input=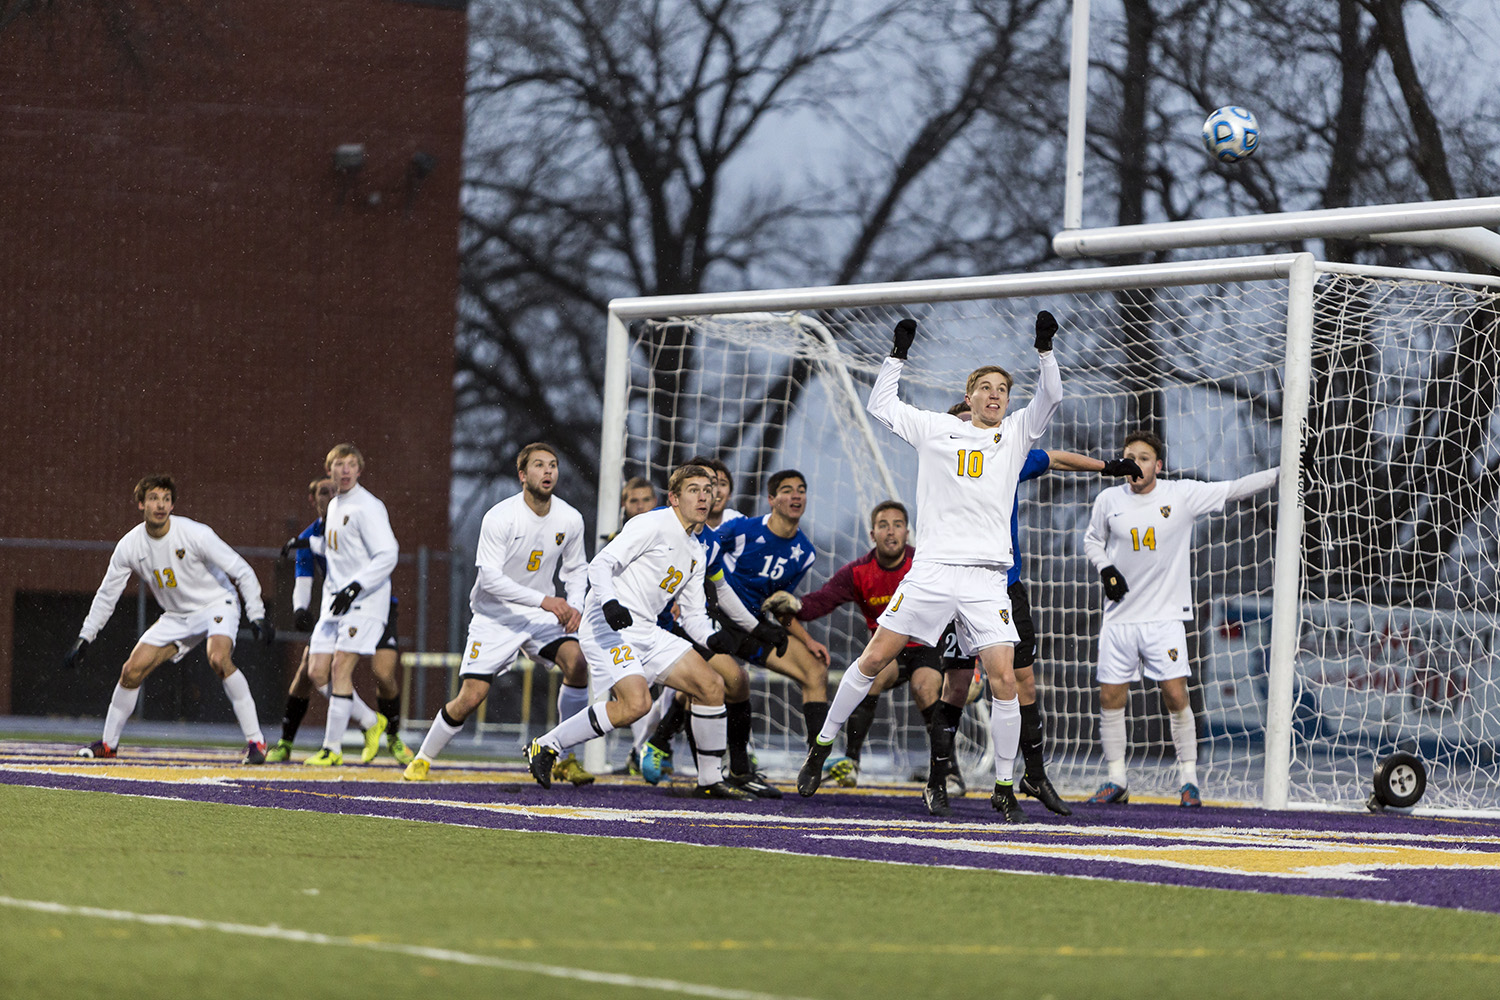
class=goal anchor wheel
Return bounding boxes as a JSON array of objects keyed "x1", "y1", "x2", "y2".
[{"x1": 1368, "y1": 751, "x2": 1427, "y2": 812}]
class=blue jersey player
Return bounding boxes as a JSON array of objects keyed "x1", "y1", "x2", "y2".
[{"x1": 714, "y1": 469, "x2": 832, "y2": 763}]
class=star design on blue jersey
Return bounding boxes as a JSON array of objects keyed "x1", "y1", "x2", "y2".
[{"x1": 790, "y1": 543, "x2": 804, "y2": 560}]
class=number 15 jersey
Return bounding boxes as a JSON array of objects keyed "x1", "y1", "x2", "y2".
[{"x1": 718, "y1": 514, "x2": 817, "y2": 612}]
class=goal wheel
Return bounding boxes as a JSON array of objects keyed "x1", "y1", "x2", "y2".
[{"x1": 1372, "y1": 751, "x2": 1427, "y2": 809}]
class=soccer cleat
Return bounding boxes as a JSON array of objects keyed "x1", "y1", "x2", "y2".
[
  {"x1": 923, "y1": 782, "x2": 952, "y2": 818},
  {"x1": 991, "y1": 782, "x2": 1026, "y2": 823},
  {"x1": 828, "y1": 756, "x2": 860, "y2": 788},
  {"x1": 639, "y1": 743, "x2": 672, "y2": 785},
  {"x1": 797, "y1": 741, "x2": 834, "y2": 797},
  {"x1": 265, "y1": 739, "x2": 293, "y2": 763},
  {"x1": 361, "y1": 713, "x2": 389, "y2": 764},
  {"x1": 946, "y1": 765, "x2": 968, "y2": 799},
  {"x1": 727, "y1": 768, "x2": 783, "y2": 799},
  {"x1": 304, "y1": 747, "x2": 343, "y2": 767},
  {"x1": 1085, "y1": 781, "x2": 1130, "y2": 805},
  {"x1": 1020, "y1": 773, "x2": 1073, "y2": 816},
  {"x1": 691, "y1": 781, "x2": 757, "y2": 801},
  {"x1": 1180, "y1": 782, "x2": 1202, "y2": 808},
  {"x1": 626, "y1": 748, "x2": 641, "y2": 776},
  {"x1": 525, "y1": 739, "x2": 557, "y2": 789},
  {"x1": 552, "y1": 753, "x2": 596, "y2": 787},
  {"x1": 387, "y1": 733, "x2": 415, "y2": 766},
  {"x1": 402, "y1": 758, "x2": 431, "y2": 782},
  {"x1": 242, "y1": 740, "x2": 268, "y2": 765},
  {"x1": 76, "y1": 740, "x2": 116, "y2": 759}
]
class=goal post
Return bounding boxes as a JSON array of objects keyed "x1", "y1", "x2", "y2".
[{"x1": 599, "y1": 253, "x2": 1500, "y2": 812}]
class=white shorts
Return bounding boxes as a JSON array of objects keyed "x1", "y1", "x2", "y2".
[
  {"x1": 139, "y1": 597, "x2": 240, "y2": 663},
  {"x1": 309, "y1": 612, "x2": 385, "y2": 657},
  {"x1": 579, "y1": 604, "x2": 695, "y2": 693},
  {"x1": 876, "y1": 561, "x2": 1019, "y2": 654},
  {"x1": 458, "y1": 608, "x2": 576, "y2": 680},
  {"x1": 1097, "y1": 620, "x2": 1192, "y2": 684}
]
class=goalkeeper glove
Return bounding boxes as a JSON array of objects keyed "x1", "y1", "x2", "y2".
[
  {"x1": 63, "y1": 637, "x2": 89, "y2": 669},
  {"x1": 761, "y1": 590, "x2": 802, "y2": 619},
  {"x1": 705, "y1": 630, "x2": 740, "y2": 656},
  {"x1": 1100, "y1": 565, "x2": 1129, "y2": 602},
  {"x1": 329, "y1": 582, "x2": 362, "y2": 616},
  {"x1": 751, "y1": 619, "x2": 790, "y2": 658},
  {"x1": 1101, "y1": 457, "x2": 1144, "y2": 480},
  {"x1": 602, "y1": 599, "x2": 634, "y2": 631},
  {"x1": 1034, "y1": 310, "x2": 1058, "y2": 352},
  {"x1": 890, "y1": 318, "x2": 916, "y2": 360},
  {"x1": 249, "y1": 618, "x2": 276, "y2": 645}
]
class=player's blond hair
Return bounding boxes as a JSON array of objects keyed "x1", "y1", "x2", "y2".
[
  {"x1": 965, "y1": 365, "x2": 1014, "y2": 395},
  {"x1": 324, "y1": 443, "x2": 365, "y2": 471},
  {"x1": 668, "y1": 464, "x2": 713, "y2": 496},
  {"x1": 516, "y1": 441, "x2": 559, "y2": 473}
]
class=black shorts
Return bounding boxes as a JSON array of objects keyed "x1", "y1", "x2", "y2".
[
  {"x1": 378, "y1": 597, "x2": 399, "y2": 652},
  {"x1": 1008, "y1": 580, "x2": 1036, "y2": 672},
  {"x1": 891, "y1": 622, "x2": 971, "y2": 687}
]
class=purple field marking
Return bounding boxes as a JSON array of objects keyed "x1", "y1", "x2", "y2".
[{"x1": 6, "y1": 753, "x2": 1500, "y2": 915}]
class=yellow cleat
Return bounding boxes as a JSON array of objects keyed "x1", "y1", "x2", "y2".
[
  {"x1": 402, "y1": 758, "x2": 430, "y2": 781},
  {"x1": 304, "y1": 747, "x2": 343, "y2": 767},
  {"x1": 387, "y1": 733, "x2": 415, "y2": 766},
  {"x1": 361, "y1": 713, "x2": 389, "y2": 764},
  {"x1": 551, "y1": 753, "x2": 596, "y2": 787}
]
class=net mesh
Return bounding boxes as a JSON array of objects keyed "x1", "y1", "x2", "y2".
[{"x1": 611, "y1": 265, "x2": 1500, "y2": 810}]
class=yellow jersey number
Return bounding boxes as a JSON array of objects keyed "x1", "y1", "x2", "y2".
[
  {"x1": 1130, "y1": 527, "x2": 1157, "y2": 551},
  {"x1": 955, "y1": 450, "x2": 984, "y2": 478},
  {"x1": 658, "y1": 566, "x2": 684, "y2": 594},
  {"x1": 611, "y1": 645, "x2": 634, "y2": 665},
  {"x1": 526, "y1": 550, "x2": 542, "y2": 572},
  {"x1": 151, "y1": 568, "x2": 178, "y2": 589}
]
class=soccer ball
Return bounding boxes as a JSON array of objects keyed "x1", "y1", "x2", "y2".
[{"x1": 1201, "y1": 106, "x2": 1259, "y2": 162}]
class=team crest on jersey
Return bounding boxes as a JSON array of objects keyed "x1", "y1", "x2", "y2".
[
  {"x1": 555, "y1": 532, "x2": 565, "y2": 545},
  {"x1": 213, "y1": 616, "x2": 223, "y2": 624},
  {"x1": 343, "y1": 515, "x2": 349, "y2": 525},
  {"x1": 994, "y1": 432, "x2": 1001, "y2": 443},
  {"x1": 1168, "y1": 647, "x2": 1179, "y2": 661},
  {"x1": 1160, "y1": 506, "x2": 1172, "y2": 518},
  {"x1": 998, "y1": 609, "x2": 1010, "y2": 624},
  {"x1": 175, "y1": 548, "x2": 185, "y2": 559},
  {"x1": 348, "y1": 626, "x2": 358, "y2": 638}
]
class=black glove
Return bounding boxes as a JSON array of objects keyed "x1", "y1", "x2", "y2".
[
  {"x1": 705, "y1": 630, "x2": 740, "y2": 656},
  {"x1": 250, "y1": 617, "x2": 276, "y2": 645},
  {"x1": 63, "y1": 637, "x2": 89, "y2": 669},
  {"x1": 329, "y1": 581, "x2": 363, "y2": 616},
  {"x1": 602, "y1": 599, "x2": 634, "y2": 631},
  {"x1": 280, "y1": 535, "x2": 311, "y2": 560},
  {"x1": 1034, "y1": 310, "x2": 1058, "y2": 352},
  {"x1": 1101, "y1": 457, "x2": 1144, "y2": 480},
  {"x1": 1100, "y1": 565, "x2": 1129, "y2": 602},
  {"x1": 751, "y1": 619, "x2": 790, "y2": 658},
  {"x1": 293, "y1": 608, "x2": 315, "y2": 632},
  {"x1": 890, "y1": 318, "x2": 916, "y2": 360}
]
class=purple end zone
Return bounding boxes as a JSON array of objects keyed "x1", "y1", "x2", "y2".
[{"x1": 6, "y1": 756, "x2": 1500, "y2": 914}]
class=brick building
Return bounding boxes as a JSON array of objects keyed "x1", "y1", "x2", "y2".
[{"x1": 0, "y1": 1, "x2": 466, "y2": 721}]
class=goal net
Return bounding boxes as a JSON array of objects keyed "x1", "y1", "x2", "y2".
[{"x1": 600, "y1": 255, "x2": 1500, "y2": 811}]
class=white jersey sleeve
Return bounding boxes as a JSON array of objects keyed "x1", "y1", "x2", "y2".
[
  {"x1": 323, "y1": 486, "x2": 399, "y2": 616},
  {"x1": 78, "y1": 539, "x2": 135, "y2": 642},
  {"x1": 585, "y1": 508, "x2": 706, "y2": 635},
  {"x1": 469, "y1": 494, "x2": 589, "y2": 618},
  {"x1": 674, "y1": 552, "x2": 715, "y2": 646},
  {"x1": 867, "y1": 358, "x2": 943, "y2": 446},
  {"x1": 190, "y1": 520, "x2": 267, "y2": 621},
  {"x1": 558, "y1": 511, "x2": 589, "y2": 610}
]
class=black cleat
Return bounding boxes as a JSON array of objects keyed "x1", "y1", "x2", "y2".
[
  {"x1": 1019, "y1": 773, "x2": 1073, "y2": 816},
  {"x1": 727, "y1": 768, "x2": 784, "y2": 799},
  {"x1": 991, "y1": 782, "x2": 1026, "y2": 823},
  {"x1": 923, "y1": 783, "x2": 952, "y2": 818},
  {"x1": 691, "y1": 781, "x2": 757, "y2": 801},
  {"x1": 525, "y1": 739, "x2": 558, "y2": 789},
  {"x1": 797, "y1": 741, "x2": 834, "y2": 797}
]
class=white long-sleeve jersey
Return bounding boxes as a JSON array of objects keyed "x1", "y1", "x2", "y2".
[
  {"x1": 79, "y1": 515, "x2": 265, "y2": 641},
  {"x1": 319, "y1": 484, "x2": 399, "y2": 618},
  {"x1": 470, "y1": 492, "x2": 588, "y2": 620},
  {"x1": 1084, "y1": 468, "x2": 1280, "y2": 625},
  {"x1": 867, "y1": 352, "x2": 1061, "y2": 567},
  {"x1": 586, "y1": 507, "x2": 715, "y2": 646}
]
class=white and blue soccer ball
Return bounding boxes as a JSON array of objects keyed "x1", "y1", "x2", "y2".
[{"x1": 1201, "y1": 106, "x2": 1259, "y2": 162}]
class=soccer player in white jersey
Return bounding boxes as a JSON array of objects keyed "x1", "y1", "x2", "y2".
[
  {"x1": 1083, "y1": 430, "x2": 1278, "y2": 808},
  {"x1": 524, "y1": 464, "x2": 753, "y2": 800},
  {"x1": 65, "y1": 475, "x2": 275, "y2": 763},
  {"x1": 404, "y1": 442, "x2": 594, "y2": 784},
  {"x1": 699, "y1": 455, "x2": 745, "y2": 529},
  {"x1": 795, "y1": 313, "x2": 1063, "y2": 822},
  {"x1": 303, "y1": 443, "x2": 400, "y2": 766}
]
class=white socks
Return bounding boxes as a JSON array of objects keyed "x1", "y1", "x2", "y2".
[
  {"x1": 689, "y1": 704, "x2": 728, "y2": 786},
  {"x1": 817, "y1": 661, "x2": 876, "y2": 745},
  {"x1": 319, "y1": 683, "x2": 377, "y2": 730},
  {"x1": 557, "y1": 683, "x2": 591, "y2": 738},
  {"x1": 543, "y1": 702, "x2": 614, "y2": 753},
  {"x1": 103, "y1": 683, "x2": 140, "y2": 748},
  {"x1": 323, "y1": 694, "x2": 354, "y2": 751},
  {"x1": 989, "y1": 696, "x2": 1020, "y2": 782},
  {"x1": 1171, "y1": 707, "x2": 1198, "y2": 787},
  {"x1": 220, "y1": 670, "x2": 264, "y2": 745},
  {"x1": 417, "y1": 708, "x2": 463, "y2": 763},
  {"x1": 1101, "y1": 706, "x2": 1128, "y2": 786}
]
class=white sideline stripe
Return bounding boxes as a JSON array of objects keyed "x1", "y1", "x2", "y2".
[{"x1": 0, "y1": 896, "x2": 819, "y2": 1000}]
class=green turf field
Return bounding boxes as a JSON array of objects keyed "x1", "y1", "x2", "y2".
[{"x1": 3, "y1": 784, "x2": 1498, "y2": 999}]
